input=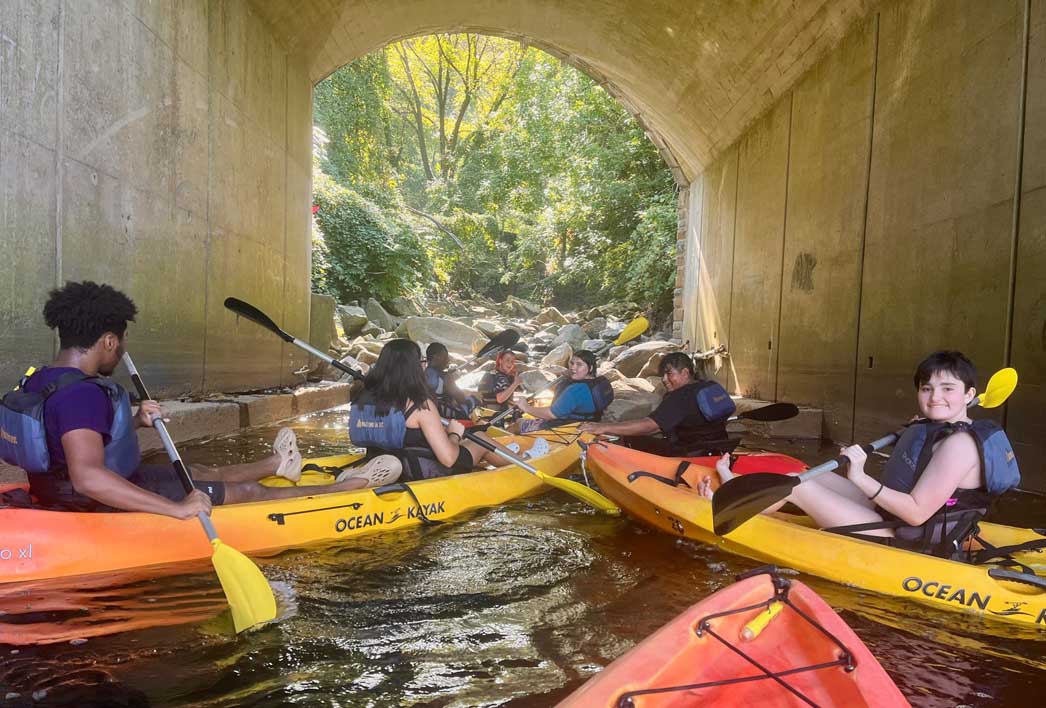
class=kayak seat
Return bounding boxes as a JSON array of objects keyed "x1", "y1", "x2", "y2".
[
  {"x1": 824, "y1": 506, "x2": 990, "y2": 560},
  {"x1": 355, "y1": 446, "x2": 440, "y2": 483}
]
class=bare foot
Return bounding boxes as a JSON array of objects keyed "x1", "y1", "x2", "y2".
[
  {"x1": 715, "y1": 453, "x2": 736, "y2": 485},
  {"x1": 698, "y1": 475, "x2": 714, "y2": 500}
]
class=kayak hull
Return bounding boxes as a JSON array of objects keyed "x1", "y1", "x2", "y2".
[
  {"x1": 587, "y1": 443, "x2": 1046, "y2": 632},
  {"x1": 558, "y1": 571, "x2": 910, "y2": 707},
  {"x1": 0, "y1": 435, "x2": 581, "y2": 583}
]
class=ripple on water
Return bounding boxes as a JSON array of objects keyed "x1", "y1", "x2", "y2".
[{"x1": 6, "y1": 411, "x2": 1046, "y2": 706}]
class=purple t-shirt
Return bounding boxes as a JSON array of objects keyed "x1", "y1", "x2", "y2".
[{"x1": 22, "y1": 367, "x2": 113, "y2": 469}]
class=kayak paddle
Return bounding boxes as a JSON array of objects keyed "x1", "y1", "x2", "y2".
[
  {"x1": 712, "y1": 368, "x2": 1019, "y2": 536},
  {"x1": 614, "y1": 316, "x2": 649, "y2": 346},
  {"x1": 448, "y1": 328, "x2": 521, "y2": 374},
  {"x1": 122, "y1": 353, "x2": 277, "y2": 633},
  {"x1": 225, "y1": 297, "x2": 618, "y2": 513},
  {"x1": 224, "y1": 297, "x2": 363, "y2": 379},
  {"x1": 731, "y1": 402, "x2": 799, "y2": 423},
  {"x1": 453, "y1": 423, "x2": 620, "y2": 515}
]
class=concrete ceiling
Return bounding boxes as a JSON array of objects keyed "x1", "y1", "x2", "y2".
[{"x1": 249, "y1": 0, "x2": 879, "y2": 182}]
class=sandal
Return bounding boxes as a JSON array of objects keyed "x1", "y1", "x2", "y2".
[
  {"x1": 336, "y1": 454, "x2": 402, "y2": 487},
  {"x1": 274, "y1": 427, "x2": 302, "y2": 483}
]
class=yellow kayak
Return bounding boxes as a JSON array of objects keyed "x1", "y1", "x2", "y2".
[{"x1": 587, "y1": 442, "x2": 1046, "y2": 633}]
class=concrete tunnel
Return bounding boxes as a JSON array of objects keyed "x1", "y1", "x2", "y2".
[{"x1": 1, "y1": 0, "x2": 1043, "y2": 488}]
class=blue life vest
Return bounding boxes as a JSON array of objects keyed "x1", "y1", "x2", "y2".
[
  {"x1": 0, "y1": 369, "x2": 142, "y2": 478},
  {"x1": 549, "y1": 376, "x2": 615, "y2": 423},
  {"x1": 349, "y1": 395, "x2": 410, "y2": 449},
  {"x1": 693, "y1": 380, "x2": 735, "y2": 422},
  {"x1": 884, "y1": 419, "x2": 1019, "y2": 496}
]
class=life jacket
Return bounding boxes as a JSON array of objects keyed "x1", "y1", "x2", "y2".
[
  {"x1": 692, "y1": 380, "x2": 736, "y2": 422},
  {"x1": 0, "y1": 368, "x2": 141, "y2": 478},
  {"x1": 884, "y1": 419, "x2": 1020, "y2": 496},
  {"x1": 826, "y1": 419, "x2": 1020, "y2": 559},
  {"x1": 348, "y1": 394, "x2": 411, "y2": 449},
  {"x1": 547, "y1": 376, "x2": 615, "y2": 424}
]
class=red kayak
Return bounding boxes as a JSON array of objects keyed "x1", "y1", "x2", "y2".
[{"x1": 558, "y1": 568, "x2": 910, "y2": 707}]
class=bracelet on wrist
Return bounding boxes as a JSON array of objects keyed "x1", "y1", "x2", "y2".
[{"x1": 868, "y1": 481, "x2": 885, "y2": 501}]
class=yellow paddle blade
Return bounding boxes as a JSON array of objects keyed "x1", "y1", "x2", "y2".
[
  {"x1": 210, "y1": 539, "x2": 278, "y2": 633},
  {"x1": 536, "y1": 470, "x2": 621, "y2": 515},
  {"x1": 614, "y1": 316, "x2": 649, "y2": 346},
  {"x1": 980, "y1": 368, "x2": 1018, "y2": 409}
]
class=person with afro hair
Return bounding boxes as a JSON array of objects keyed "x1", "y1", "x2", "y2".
[{"x1": 19, "y1": 281, "x2": 398, "y2": 517}]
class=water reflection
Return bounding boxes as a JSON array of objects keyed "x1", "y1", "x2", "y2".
[{"x1": 2, "y1": 408, "x2": 1044, "y2": 706}]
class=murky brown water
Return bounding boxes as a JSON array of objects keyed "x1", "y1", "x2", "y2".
[{"x1": 2, "y1": 407, "x2": 1044, "y2": 707}]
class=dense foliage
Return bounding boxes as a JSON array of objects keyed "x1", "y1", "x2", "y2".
[{"x1": 312, "y1": 34, "x2": 677, "y2": 315}]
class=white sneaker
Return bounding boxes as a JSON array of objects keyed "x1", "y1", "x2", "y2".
[
  {"x1": 336, "y1": 455, "x2": 402, "y2": 487},
  {"x1": 524, "y1": 437, "x2": 551, "y2": 460},
  {"x1": 273, "y1": 427, "x2": 302, "y2": 482}
]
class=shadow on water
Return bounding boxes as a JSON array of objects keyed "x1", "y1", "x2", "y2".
[{"x1": 3, "y1": 409, "x2": 1045, "y2": 706}]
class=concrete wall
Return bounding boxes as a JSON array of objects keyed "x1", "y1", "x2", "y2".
[
  {"x1": 0, "y1": 0, "x2": 311, "y2": 394},
  {"x1": 682, "y1": 0, "x2": 1046, "y2": 490}
]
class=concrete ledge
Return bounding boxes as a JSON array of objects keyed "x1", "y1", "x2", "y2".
[
  {"x1": 232, "y1": 393, "x2": 296, "y2": 427},
  {"x1": 291, "y1": 381, "x2": 352, "y2": 414},
  {"x1": 137, "y1": 400, "x2": 241, "y2": 452},
  {"x1": 728, "y1": 398, "x2": 823, "y2": 440}
]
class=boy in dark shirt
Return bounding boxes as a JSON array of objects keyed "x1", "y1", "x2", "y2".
[
  {"x1": 580, "y1": 352, "x2": 733, "y2": 455},
  {"x1": 20, "y1": 281, "x2": 390, "y2": 517}
]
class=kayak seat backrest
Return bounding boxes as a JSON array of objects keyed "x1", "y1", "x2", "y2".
[
  {"x1": 824, "y1": 506, "x2": 988, "y2": 560},
  {"x1": 359, "y1": 446, "x2": 439, "y2": 483},
  {"x1": 679, "y1": 437, "x2": 741, "y2": 457}
]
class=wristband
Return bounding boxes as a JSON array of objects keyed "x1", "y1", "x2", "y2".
[
  {"x1": 448, "y1": 432, "x2": 461, "y2": 443},
  {"x1": 868, "y1": 482, "x2": 884, "y2": 501}
]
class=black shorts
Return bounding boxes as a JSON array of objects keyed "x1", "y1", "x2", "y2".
[
  {"x1": 415, "y1": 446, "x2": 475, "y2": 479},
  {"x1": 28, "y1": 464, "x2": 225, "y2": 512}
]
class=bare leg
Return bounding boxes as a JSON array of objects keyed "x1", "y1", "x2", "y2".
[
  {"x1": 708, "y1": 455, "x2": 889, "y2": 535},
  {"x1": 220, "y1": 476, "x2": 370, "y2": 504},
  {"x1": 188, "y1": 457, "x2": 279, "y2": 484},
  {"x1": 461, "y1": 431, "x2": 511, "y2": 468}
]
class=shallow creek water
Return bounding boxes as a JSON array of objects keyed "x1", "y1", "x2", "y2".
[{"x1": 1, "y1": 407, "x2": 1044, "y2": 707}]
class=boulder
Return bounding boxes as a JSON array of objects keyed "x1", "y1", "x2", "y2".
[
  {"x1": 584, "y1": 317, "x2": 607, "y2": 336},
  {"x1": 507, "y1": 295, "x2": 541, "y2": 317},
  {"x1": 638, "y1": 351, "x2": 670, "y2": 378},
  {"x1": 386, "y1": 296, "x2": 422, "y2": 317},
  {"x1": 402, "y1": 317, "x2": 483, "y2": 355},
  {"x1": 544, "y1": 364, "x2": 567, "y2": 378},
  {"x1": 534, "y1": 306, "x2": 569, "y2": 326},
  {"x1": 337, "y1": 305, "x2": 369, "y2": 336},
  {"x1": 357, "y1": 349, "x2": 380, "y2": 366},
  {"x1": 609, "y1": 345, "x2": 628, "y2": 358},
  {"x1": 473, "y1": 319, "x2": 505, "y2": 338},
  {"x1": 601, "y1": 368, "x2": 625, "y2": 383},
  {"x1": 360, "y1": 322, "x2": 383, "y2": 337},
  {"x1": 600, "y1": 324, "x2": 626, "y2": 340},
  {"x1": 541, "y1": 342, "x2": 573, "y2": 368},
  {"x1": 519, "y1": 369, "x2": 558, "y2": 393},
  {"x1": 582, "y1": 338, "x2": 605, "y2": 352},
  {"x1": 551, "y1": 323, "x2": 586, "y2": 350},
  {"x1": 364, "y1": 298, "x2": 398, "y2": 332},
  {"x1": 644, "y1": 376, "x2": 667, "y2": 396},
  {"x1": 611, "y1": 341, "x2": 681, "y2": 378},
  {"x1": 622, "y1": 377, "x2": 656, "y2": 393},
  {"x1": 603, "y1": 385, "x2": 662, "y2": 422}
]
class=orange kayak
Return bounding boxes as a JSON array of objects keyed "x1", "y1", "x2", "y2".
[{"x1": 557, "y1": 568, "x2": 910, "y2": 707}]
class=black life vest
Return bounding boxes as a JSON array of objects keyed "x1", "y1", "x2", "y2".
[
  {"x1": 0, "y1": 368, "x2": 141, "y2": 478},
  {"x1": 884, "y1": 419, "x2": 1020, "y2": 496}
]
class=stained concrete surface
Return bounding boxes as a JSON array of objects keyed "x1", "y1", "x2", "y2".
[{"x1": 680, "y1": 0, "x2": 1045, "y2": 489}]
